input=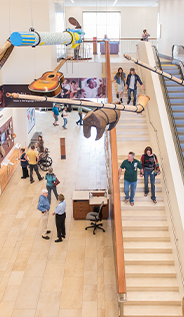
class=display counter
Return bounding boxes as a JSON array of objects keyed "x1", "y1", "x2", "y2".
[{"x1": 73, "y1": 190, "x2": 109, "y2": 219}]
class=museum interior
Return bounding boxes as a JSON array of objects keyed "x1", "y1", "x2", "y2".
[{"x1": 0, "y1": 0, "x2": 184, "y2": 316}]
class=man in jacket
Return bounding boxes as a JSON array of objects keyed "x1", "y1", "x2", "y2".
[
  {"x1": 37, "y1": 189, "x2": 51, "y2": 240},
  {"x1": 125, "y1": 68, "x2": 145, "y2": 106},
  {"x1": 118, "y1": 152, "x2": 143, "y2": 206}
]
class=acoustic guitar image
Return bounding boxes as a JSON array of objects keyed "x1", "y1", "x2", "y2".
[{"x1": 28, "y1": 57, "x2": 72, "y2": 97}]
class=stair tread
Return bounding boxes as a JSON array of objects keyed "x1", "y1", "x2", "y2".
[
  {"x1": 126, "y1": 277, "x2": 178, "y2": 287},
  {"x1": 123, "y1": 231, "x2": 170, "y2": 239},
  {"x1": 124, "y1": 305, "x2": 182, "y2": 316},
  {"x1": 125, "y1": 291, "x2": 180, "y2": 302},
  {"x1": 124, "y1": 241, "x2": 172, "y2": 248},
  {"x1": 125, "y1": 265, "x2": 176, "y2": 273},
  {"x1": 124, "y1": 253, "x2": 174, "y2": 261}
]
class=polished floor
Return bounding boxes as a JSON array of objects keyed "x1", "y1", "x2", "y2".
[{"x1": 0, "y1": 110, "x2": 118, "y2": 317}]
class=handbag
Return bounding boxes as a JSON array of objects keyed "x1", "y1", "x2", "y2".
[{"x1": 52, "y1": 174, "x2": 60, "y2": 186}]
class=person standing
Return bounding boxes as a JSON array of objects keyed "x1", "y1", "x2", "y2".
[
  {"x1": 112, "y1": 67, "x2": 126, "y2": 103},
  {"x1": 118, "y1": 151, "x2": 143, "y2": 206},
  {"x1": 125, "y1": 68, "x2": 145, "y2": 106},
  {"x1": 140, "y1": 146, "x2": 160, "y2": 204},
  {"x1": 36, "y1": 135, "x2": 44, "y2": 154},
  {"x1": 45, "y1": 167, "x2": 59, "y2": 204},
  {"x1": 25, "y1": 145, "x2": 44, "y2": 184},
  {"x1": 37, "y1": 189, "x2": 51, "y2": 240},
  {"x1": 142, "y1": 29, "x2": 150, "y2": 41},
  {"x1": 62, "y1": 106, "x2": 68, "y2": 129},
  {"x1": 52, "y1": 194, "x2": 66, "y2": 243},
  {"x1": 19, "y1": 148, "x2": 29, "y2": 179},
  {"x1": 52, "y1": 103, "x2": 59, "y2": 126},
  {"x1": 76, "y1": 105, "x2": 83, "y2": 125}
]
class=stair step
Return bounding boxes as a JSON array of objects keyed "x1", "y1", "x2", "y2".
[
  {"x1": 165, "y1": 74, "x2": 182, "y2": 79},
  {"x1": 119, "y1": 177, "x2": 161, "y2": 183},
  {"x1": 122, "y1": 221, "x2": 168, "y2": 231},
  {"x1": 116, "y1": 129, "x2": 148, "y2": 135},
  {"x1": 171, "y1": 105, "x2": 184, "y2": 111},
  {"x1": 123, "y1": 231, "x2": 170, "y2": 242},
  {"x1": 124, "y1": 252, "x2": 174, "y2": 265},
  {"x1": 167, "y1": 86, "x2": 184, "y2": 91},
  {"x1": 126, "y1": 277, "x2": 179, "y2": 291},
  {"x1": 173, "y1": 112, "x2": 184, "y2": 119},
  {"x1": 165, "y1": 81, "x2": 180, "y2": 86},
  {"x1": 121, "y1": 206, "x2": 165, "y2": 215},
  {"x1": 170, "y1": 99, "x2": 184, "y2": 104},
  {"x1": 117, "y1": 123, "x2": 147, "y2": 129},
  {"x1": 123, "y1": 305, "x2": 182, "y2": 317},
  {"x1": 124, "y1": 291, "x2": 180, "y2": 305},
  {"x1": 168, "y1": 92, "x2": 184, "y2": 98},
  {"x1": 117, "y1": 136, "x2": 149, "y2": 141},
  {"x1": 125, "y1": 265, "x2": 176, "y2": 276},
  {"x1": 120, "y1": 184, "x2": 162, "y2": 192},
  {"x1": 124, "y1": 241, "x2": 172, "y2": 253}
]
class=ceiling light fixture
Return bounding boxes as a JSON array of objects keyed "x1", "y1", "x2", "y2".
[{"x1": 113, "y1": 0, "x2": 118, "y2": 6}]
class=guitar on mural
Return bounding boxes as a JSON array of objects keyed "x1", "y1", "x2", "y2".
[{"x1": 28, "y1": 57, "x2": 73, "y2": 97}]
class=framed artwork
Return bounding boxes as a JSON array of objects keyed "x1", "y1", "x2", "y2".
[{"x1": 27, "y1": 108, "x2": 35, "y2": 134}]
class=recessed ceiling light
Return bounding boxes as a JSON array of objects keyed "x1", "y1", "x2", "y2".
[{"x1": 113, "y1": 0, "x2": 118, "y2": 5}]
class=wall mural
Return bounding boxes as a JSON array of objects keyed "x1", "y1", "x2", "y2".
[{"x1": 27, "y1": 108, "x2": 35, "y2": 134}]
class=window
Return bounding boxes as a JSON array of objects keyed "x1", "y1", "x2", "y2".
[{"x1": 83, "y1": 11, "x2": 120, "y2": 40}]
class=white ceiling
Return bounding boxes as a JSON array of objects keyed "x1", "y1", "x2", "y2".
[{"x1": 56, "y1": 0, "x2": 158, "y2": 7}]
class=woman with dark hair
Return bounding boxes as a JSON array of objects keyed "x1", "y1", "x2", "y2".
[
  {"x1": 125, "y1": 68, "x2": 145, "y2": 105},
  {"x1": 140, "y1": 146, "x2": 160, "y2": 204},
  {"x1": 36, "y1": 135, "x2": 44, "y2": 154},
  {"x1": 112, "y1": 67, "x2": 126, "y2": 103},
  {"x1": 142, "y1": 29, "x2": 150, "y2": 41}
]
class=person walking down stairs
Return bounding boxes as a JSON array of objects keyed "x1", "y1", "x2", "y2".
[
  {"x1": 112, "y1": 67, "x2": 126, "y2": 104},
  {"x1": 118, "y1": 151, "x2": 143, "y2": 206}
]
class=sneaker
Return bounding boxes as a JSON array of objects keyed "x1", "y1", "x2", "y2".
[
  {"x1": 124, "y1": 199, "x2": 129, "y2": 203},
  {"x1": 55, "y1": 124, "x2": 59, "y2": 126},
  {"x1": 62, "y1": 235, "x2": 65, "y2": 239},
  {"x1": 53, "y1": 123, "x2": 56, "y2": 126},
  {"x1": 31, "y1": 180, "x2": 35, "y2": 184},
  {"x1": 130, "y1": 202, "x2": 134, "y2": 206},
  {"x1": 46, "y1": 230, "x2": 51, "y2": 234},
  {"x1": 153, "y1": 200, "x2": 157, "y2": 204},
  {"x1": 39, "y1": 177, "x2": 44, "y2": 181},
  {"x1": 127, "y1": 100, "x2": 130, "y2": 105},
  {"x1": 42, "y1": 236, "x2": 50, "y2": 240},
  {"x1": 55, "y1": 239, "x2": 62, "y2": 243}
]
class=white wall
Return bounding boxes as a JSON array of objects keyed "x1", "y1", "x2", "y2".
[
  {"x1": 0, "y1": 0, "x2": 55, "y2": 148},
  {"x1": 65, "y1": 6, "x2": 157, "y2": 39},
  {"x1": 158, "y1": 0, "x2": 184, "y2": 56}
]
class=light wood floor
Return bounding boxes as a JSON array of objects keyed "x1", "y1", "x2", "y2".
[{"x1": 0, "y1": 109, "x2": 118, "y2": 317}]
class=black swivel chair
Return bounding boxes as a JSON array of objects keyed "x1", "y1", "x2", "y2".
[{"x1": 85, "y1": 201, "x2": 105, "y2": 235}]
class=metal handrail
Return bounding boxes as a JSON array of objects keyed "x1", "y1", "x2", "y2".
[
  {"x1": 152, "y1": 45, "x2": 184, "y2": 181},
  {"x1": 172, "y1": 44, "x2": 184, "y2": 60},
  {"x1": 136, "y1": 45, "x2": 184, "y2": 289}
]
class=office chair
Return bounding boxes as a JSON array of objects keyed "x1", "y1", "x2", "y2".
[{"x1": 85, "y1": 201, "x2": 105, "y2": 235}]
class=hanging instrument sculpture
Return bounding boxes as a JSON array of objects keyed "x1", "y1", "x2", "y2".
[
  {"x1": 6, "y1": 92, "x2": 150, "y2": 140},
  {"x1": 28, "y1": 57, "x2": 73, "y2": 97},
  {"x1": 124, "y1": 54, "x2": 184, "y2": 86},
  {"x1": 0, "y1": 26, "x2": 84, "y2": 69}
]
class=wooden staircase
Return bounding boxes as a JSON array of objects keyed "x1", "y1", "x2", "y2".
[{"x1": 111, "y1": 62, "x2": 182, "y2": 317}]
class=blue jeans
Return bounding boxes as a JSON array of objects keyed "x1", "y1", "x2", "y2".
[
  {"x1": 63, "y1": 118, "x2": 67, "y2": 128},
  {"x1": 144, "y1": 169, "x2": 156, "y2": 200},
  {"x1": 76, "y1": 113, "x2": 83, "y2": 125},
  {"x1": 128, "y1": 88, "x2": 137, "y2": 105},
  {"x1": 46, "y1": 185, "x2": 58, "y2": 204},
  {"x1": 124, "y1": 180, "x2": 137, "y2": 203}
]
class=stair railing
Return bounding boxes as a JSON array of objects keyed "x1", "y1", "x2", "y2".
[
  {"x1": 136, "y1": 45, "x2": 184, "y2": 290},
  {"x1": 152, "y1": 46, "x2": 184, "y2": 180}
]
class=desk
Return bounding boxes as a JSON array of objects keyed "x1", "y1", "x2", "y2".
[{"x1": 73, "y1": 190, "x2": 109, "y2": 219}]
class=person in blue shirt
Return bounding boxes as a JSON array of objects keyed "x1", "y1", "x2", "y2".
[
  {"x1": 37, "y1": 189, "x2": 51, "y2": 240},
  {"x1": 52, "y1": 193, "x2": 66, "y2": 243},
  {"x1": 45, "y1": 167, "x2": 58, "y2": 204},
  {"x1": 52, "y1": 103, "x2": 59, "y2": 126},
  {"x1": 112, "y1": 67, "x2": 126, "y2": 103},
  {"x1": 125, "y1": 68, "x2": 145, "y2": 106}
]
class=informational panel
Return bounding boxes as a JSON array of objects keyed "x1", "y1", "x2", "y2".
[{"x1": 27, "y1": 108, "x2": 35, "y2": 134}]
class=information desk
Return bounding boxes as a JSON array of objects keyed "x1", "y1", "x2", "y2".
[{"x1": 73, "y1": 190, "x2": 109, "y2": 219}]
